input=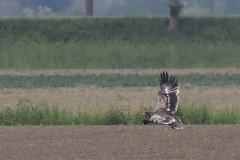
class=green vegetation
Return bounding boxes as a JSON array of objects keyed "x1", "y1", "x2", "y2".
[
  {"x1": 0, "y1": 17, "x2": 240, "y2": 126},
  {"x1": 1, "y1": 41, "x2": 239, "y2": 69},
  {"x1": 0, "y1": 99, "x2": 146, "y2": 126},
  {"x1": 1, "y1": 17, "x2": 240, "y2": 43},
  {"x1": 1, "y1": 99, "x2": 240, "y2": 126},
  {"x1": 0, "y1": 73, "x2": 240, "y2": 88},
  {"x1": 178, "y1": 105, "x2": 240, "y2": 125},
  {"x1": 0, "y1": 17, "x2": 240, "y2": 69}
]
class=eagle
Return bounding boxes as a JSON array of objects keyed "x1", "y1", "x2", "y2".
[{"x1": 143, "y1": 71, "x2": 183, "y2": 129}]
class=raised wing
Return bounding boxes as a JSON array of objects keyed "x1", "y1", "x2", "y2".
[{"x1": 154, "y1": 71, "x2": 179, "y2": 114}]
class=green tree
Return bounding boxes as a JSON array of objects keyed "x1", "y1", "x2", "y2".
[{"x1": 169, "y1": 0, "x2": 183, "y2": 31}]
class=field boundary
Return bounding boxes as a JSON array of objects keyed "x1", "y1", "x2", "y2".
[{"x1": 0, "y1": 69, "x2": 240, "y2": 76}]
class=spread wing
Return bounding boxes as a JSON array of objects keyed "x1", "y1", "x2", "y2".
[{"x1": 154, "y1": 71, "x2": 179, "y2": 114}]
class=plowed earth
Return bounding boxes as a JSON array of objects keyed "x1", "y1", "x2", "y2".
[{"x1": 1, "y1": 125, "x2": 240, "y2": 160}]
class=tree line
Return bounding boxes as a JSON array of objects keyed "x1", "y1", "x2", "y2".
[{"x1": 2, "y1": 0, "x2": 240, "y2": 17}]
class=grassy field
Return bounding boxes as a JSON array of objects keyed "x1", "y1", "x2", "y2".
[
  {"x1": 0, "y1": 73, "x2": 240, "y2": 88},
  {"x1": 1, "y1": 85, "x2": 240, "y2": 126},
  {"x1": 0, "y1": 17, "x2": 240, "y2": 69},
  {"x1": 1, "y1": 41, "x2": 239, "y2": 69},
  {"x1": 1, "y1": 93, "x2": 240, "y2": 126},
  {"x1": 1, "y1": 17, "x2": 240, "y2": 125},
  {"x1": 0, "y1": 17, "x2": 239, "y2": 159}
]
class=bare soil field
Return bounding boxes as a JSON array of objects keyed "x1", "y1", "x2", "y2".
[
  {"x1": 0, "y1": 69, "x2": 240, "y2": 76},
  {"x1": 1, "y1": 125, "x2": 239, "y2": 160}
]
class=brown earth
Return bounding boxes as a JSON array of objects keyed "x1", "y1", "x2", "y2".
[
  {"x1": 0, "y1": 69, "x2": 240, "y2": 76},
  {"x1": 1, "y1": 125, "x2": 240, "y2": 160}
]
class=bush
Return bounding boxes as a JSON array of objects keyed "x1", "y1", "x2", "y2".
[{"x1": 104, "y1": 107, "x2": 127, "y2": 125}]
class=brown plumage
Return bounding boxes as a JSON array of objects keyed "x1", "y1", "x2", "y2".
[{"x1": 143, "y1": 71, "x2": 183, "y2": 129}]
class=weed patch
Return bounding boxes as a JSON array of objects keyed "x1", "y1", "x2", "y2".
[{"x1": 1, "y1": 99, "x2": 240, "y2": 126}]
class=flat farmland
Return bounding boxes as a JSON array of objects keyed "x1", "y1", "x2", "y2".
[
  {"x1": 1, "y1": 16, "x2": 240, "y2": 159},
  {"x1": 1, "y1": 68, "x2": 240, "y2": 112},
  {"x1": 1, "y1": 125, "x2": 240, "y2": 160},
  {"x1": 1, "y1": 69, "x2": 240, "y2": 159}
]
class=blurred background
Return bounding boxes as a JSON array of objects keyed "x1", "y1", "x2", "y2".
[{"x1": 1, "y1": 0, "x2": 240, "y2": 17}]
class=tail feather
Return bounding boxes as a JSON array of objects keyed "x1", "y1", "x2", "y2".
[
  {"x1": 169, "y1": 121, "x2": 183, "y2": 129},
  {"x1": 169, "y1": 115, "x2": 183, "y2": 129}
]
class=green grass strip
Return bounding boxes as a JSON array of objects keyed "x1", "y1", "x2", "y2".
[
  {"x1": 1, "y1": 99, "x2": 240, "y2": 126},
  {"x1": 1, "y1": 41, "x2": 240, "y2": 69},
  {"x1": 0, "y1": 99, "x2": 147, "y2": 126},
  {"x1": 1, "y1": 17, "x2": 240, "y2": 69},
  {"x1": 0, "y1": 73, "x2": 240, "y2": 88}
]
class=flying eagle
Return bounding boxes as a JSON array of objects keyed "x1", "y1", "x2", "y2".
[{"x1": 143, "y1": 71, "x2": 183, "y2": 129}]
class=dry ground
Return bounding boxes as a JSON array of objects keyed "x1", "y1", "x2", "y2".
[
  {"x1": 1, "y1": 68, "x2": 239, "y2": 112},
  {"x1": 1, "y1": 125, "x2": 240, "y2": 160},
  {"x1": 1, "y1": 85, "x2": 240, "y2": 112}
]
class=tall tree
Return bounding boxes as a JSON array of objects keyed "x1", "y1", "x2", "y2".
[
  {"x1": 86, "y1": 0, "x2": 93, "y2": 16},
  {"x1": 168, "y1": 0, "x2": 182, "y2": 31}
]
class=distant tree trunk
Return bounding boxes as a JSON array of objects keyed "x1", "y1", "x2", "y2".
[
  {"x1": 168, "y1": 0, "x2": 182, "y2": 31},
  {"x1": 169, "y1": 16, "x2": 178, "y2": 31},
  {"x1": 85, "y1": 0, "x2": 93, "y2": 16}
]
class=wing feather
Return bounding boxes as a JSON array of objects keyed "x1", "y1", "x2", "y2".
[
  {"x1": 149, "y1": 115, "x2": 175, "y2": 124},
  {"x1": 155, "y1": 71, "x2": 179, "y2": 114}
]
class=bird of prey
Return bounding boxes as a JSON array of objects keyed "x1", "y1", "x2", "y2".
[{"x1": 143, "y1": 71, "x2": 183, "y2": 129}]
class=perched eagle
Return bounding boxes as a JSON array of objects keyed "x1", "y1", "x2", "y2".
[{"x1": 143, "y1": 71, "x2": 183, "y2": 129}]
